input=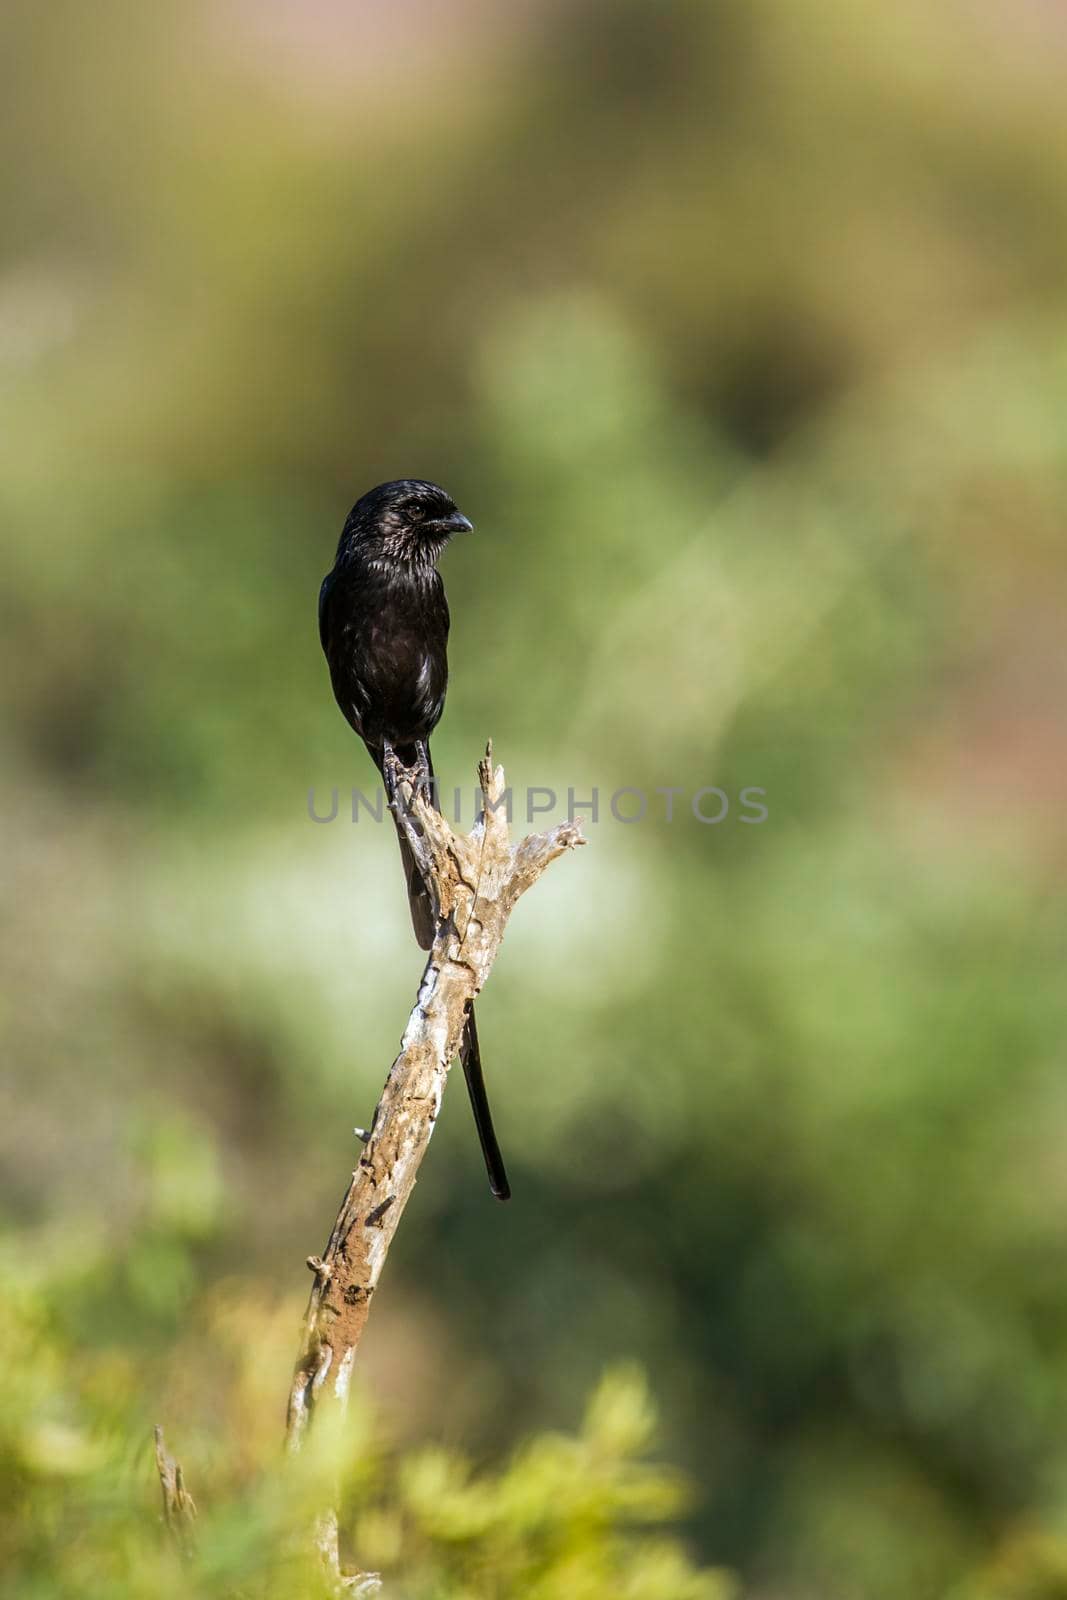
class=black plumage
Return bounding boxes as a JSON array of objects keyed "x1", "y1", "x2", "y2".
[{"x1": 319, "y1": 479, "x2": 510, "y2": 1200}]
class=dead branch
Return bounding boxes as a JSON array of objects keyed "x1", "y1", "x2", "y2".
[{"x1": 285, "y1": 742, "x2": 584, "y2": 1581}]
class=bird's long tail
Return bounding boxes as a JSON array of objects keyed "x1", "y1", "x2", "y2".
[
  {"x1": 459, "y1": 1006, "x2": 510, "y2": 1200},
  {"x1": 382, "y1": 745, "x2": 510, "y2": 1201}
]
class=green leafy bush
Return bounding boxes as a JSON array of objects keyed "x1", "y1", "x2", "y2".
[{"x1": 0, "y1": 1227, "x2": 729, "y2": 1599}]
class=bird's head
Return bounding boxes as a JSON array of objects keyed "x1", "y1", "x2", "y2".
[{"x1": 339, "y1": 479, "x2": 473, "y2": 566}]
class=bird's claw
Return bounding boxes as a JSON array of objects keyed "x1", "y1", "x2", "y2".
[{"x1": 382, "y1": 743, "x2": 432, "y2": 812}]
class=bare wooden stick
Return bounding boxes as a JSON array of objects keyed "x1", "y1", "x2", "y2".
[{"x1": 285, "y1": 743, "x2": 584, "y2": 1577}]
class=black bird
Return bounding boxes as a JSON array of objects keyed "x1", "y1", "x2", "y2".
[{"x1": 318, "y1": 479, "x2": 510, "y2": 1201}]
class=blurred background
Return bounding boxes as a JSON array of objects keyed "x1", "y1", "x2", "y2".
[{"x1": 3, "y1": 1, "x2": 1067, "y2": 1595}]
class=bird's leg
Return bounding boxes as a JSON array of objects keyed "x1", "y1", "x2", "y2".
[
  {"x1": 383, "y1": 739, "x2": 418, "y2": 816},
  {"x1": 414, "y1": 740, "x2": 434, "y2": 808},
  {"x1": 381, "y1": 739, "x2": 400, "y2": 808}
]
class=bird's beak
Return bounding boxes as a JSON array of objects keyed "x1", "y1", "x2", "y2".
[{"x1": 443, "y1": 511, "x2": 474, "y2": 535}]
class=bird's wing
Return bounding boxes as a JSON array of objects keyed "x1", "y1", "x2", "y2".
[
  {"x1": 318, "y1": 571, "x2": 333, "y2": 653},
  {"x1": 434, "y1": 579, "x2": 450, "y2": 646},
  {"x1": 422, "y1": 577, "x2": 450, "y2": 732}
]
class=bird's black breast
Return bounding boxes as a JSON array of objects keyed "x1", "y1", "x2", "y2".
[{"x1": 319, "y1": 559, "x2": 450, "y2": 757}]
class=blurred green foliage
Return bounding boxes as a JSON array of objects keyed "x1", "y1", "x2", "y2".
[
  {"x1": 3, "y1": 0, "x2": 1067, "y2": 1594},
  {"x1": 0, "y1": 1206, "x2": 729, "y2": 1599}
]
